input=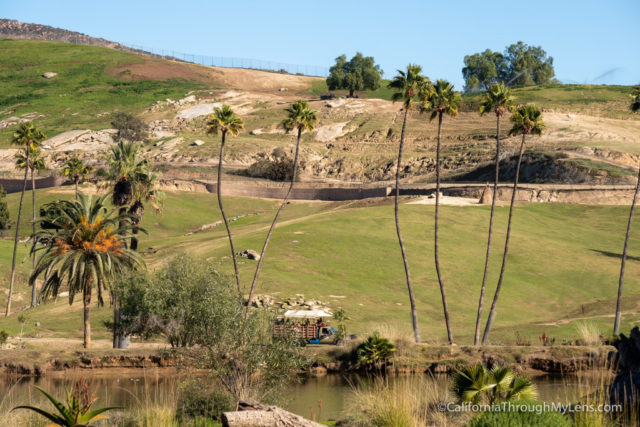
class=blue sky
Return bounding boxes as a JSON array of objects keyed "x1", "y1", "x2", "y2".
[{"x1": 3, "y1": 0, "x2": 639, "y2": 87}]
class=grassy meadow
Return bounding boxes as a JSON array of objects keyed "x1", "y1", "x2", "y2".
[{"x1": 1, "y1": 185, "x2": 639, "y2": 345}]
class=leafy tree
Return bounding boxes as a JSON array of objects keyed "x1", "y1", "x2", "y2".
[
  {"x1": 452, "y1": 363, "x2": 538, "y2": 404},
  {"x1": 614, "y1": 86, "x2": 640, "y2": 335},
  {"x1": 462, "y1": 42, "x2": 555, "y2": 91},
  {"x1": 357, "y1": 333, "x2": 396, "y2": 366},
  {"x1": 482, "y1": 105, "x2": 545, "y2": 343},
  {"x1": 474, "y1": 83, "x2": 514, "y2": 345},
  {"x1": 16, "y1": 146, "x2": 46, "y2": 308},
  {"x1": 39, "y1": 200, "x2": 68, "y2": 230},
  {"x1": 505, "y1": 41, "x2": 555, "y2": 86},
  {"x1": 245, "y1": 100, "x2": 317, "y2": 318},
  {"x1": 29, "y1": 194, "x2": 143, "y2": 348},
  {"x1": 62, "y1": 157, "x2": 93, "y2": 200},
  {"x1": 462, "y1": 49, "x2": 509, "y2": 91},
  {"x1": 420, "y1": 79, "x2": 461, "y2": 346},
  {"x1": 12, "y1": 379, "x2": 120, "y2": 426},
  {"x1": 387, "y1": 64, "x2": 429, "y2": 344},
  {"x1": 326, "y1": 53, "x2": 383, "y2": 97},
  {"x1": 0, "y1": 185, "x2": 9, "y2": 232},
  {"x1": 206, "y1": 104, "x2": 244, "y2": 293},
  {"x1": 6, "y1": 122, "x2": 45, "y2": 317},
  {"x1": 111, "y1": 112, "x2": 148, "y2": 142}
]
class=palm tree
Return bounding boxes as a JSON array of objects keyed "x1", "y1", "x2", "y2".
[
  {"x1": 482, "y1": 105, "x2": 545, "y2": 343},
  {"x1": 206, "y1": 104, "x2": 244, "y2": 293},
  {"x1": 62, "y1": 157, "x2": 93, "y2": 200},
  {"x1": 106, "y1": 140, "x2": 148, "y2": 348},
  {"x1": 29, "y1": 194, "x2": 142, "y2": 348},
  {"x1": 451, "y1": 363, "x2": 537, "y2": 404},
  {"x1": 474, "y1": 83, "x2": 514, "y2": 345},
  {"x1": 245, "y1": 100, "x2": 317, "y2": 318},
  {"x1": 421, "y1": 80, "x2": 461, "y2": 345},
  {"x1": 613, "y1": 86, "x2": 640, "y2": 335},
  {"x1": 128, "y1": 171, "x2": 162, "y2": 252},
  {"x1": 387, "y1": 65, "x2": 429, "y2": 344},
  {"x1": 6, "y1": 122, "x2": 45, "y2": 317},
  {"x1": 16, "y1": 147, "x2": 46, "y2": 308}
]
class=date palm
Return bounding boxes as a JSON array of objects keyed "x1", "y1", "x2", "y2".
[
  {"x1": 421, "y1": 79, "x2": 461, "y2": 345},
  {"x1": 106, "y1": 140, "x2": 148, "y2": 347},
  {"x1": 206, "y1": 104, "x2": 244, "y2": 293},
  {"x1": 6, "y1": 122, "x2": 45, "y2": 317},
  {"x1": 482, "y1": 105, "x2": 545, "y2": 343},
  {"x1": 614, "y1": 86, "x2": 640, "y2": 335},
  {"x1": 29, "y1": 194, "x2": 143, "y2": 348},
  {"x1": 387, "y1": 64, "x2": 429, "y2": 343},
  {"x1": 474, "y1": 83, "x2": 514, "y2": 345},
  {"x1": 245, "y1": 100, "x2": 317, "y2": 318},
  {"x1": 16, "y1": 147, "x2": 46, "y2": 308},
  {"x1": 128, "y1": 170, "x2": 162, "y2": 252},
  {"x1": 62, "y1": 157, "x2": 93, "y2": 200}
]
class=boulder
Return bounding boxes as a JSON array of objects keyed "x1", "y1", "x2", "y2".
[
  {"x1": 243, "y1": 249, "x2": 260, "y2": 260},
  {"x1": 42, "y1": 72, "x2": 57, "y2": 79},
  {"x1": 191, "y1": 140, "x2": 205, "y2": 146}
]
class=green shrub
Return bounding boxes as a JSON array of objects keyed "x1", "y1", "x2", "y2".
[
  {"x1": 0, "y1": 330, "x2": 8, "y2": 344},
  {"x1": 176, "y1": 381, "x2": 234, "y2": 422},
  {"x1": 468, "y1": 406, "x2": 570, "y2": 427},
  {"x1": 357, "y1": 333, "x2": 395, "y2": 366}
]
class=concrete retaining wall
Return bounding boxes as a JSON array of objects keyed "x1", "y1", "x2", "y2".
[{"x1": 0, "y1": 176, "x2": 65, "y2": 193}]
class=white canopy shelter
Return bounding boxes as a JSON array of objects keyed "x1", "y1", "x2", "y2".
[{"x1": 283, "y1": 309, "x2": 332, "y2": 319}]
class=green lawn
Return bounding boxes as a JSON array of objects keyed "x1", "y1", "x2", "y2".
[{"x1": 1, "y1": 186, "x2": 639, "y2": 345}]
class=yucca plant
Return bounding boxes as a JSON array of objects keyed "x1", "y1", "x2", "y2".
[
  {"x1": 12, "y1": 379, "x2": 120, "y2": 426},
  {"x1": 452, "y1": 363, "x2": 537, "y2": 404},
  {"x1": 357, "y1": 333, "x2": 396, "y2": 367}
]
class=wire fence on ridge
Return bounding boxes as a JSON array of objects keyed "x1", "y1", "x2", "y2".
[{"x1": 127, "y1": 44, "x2": 330, "y2": 77}]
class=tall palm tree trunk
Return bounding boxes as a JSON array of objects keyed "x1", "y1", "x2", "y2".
[
  {"x1": 482, "y1": 133, "x2": 526, "y2": 344},
  {"x1": 113, "y1": 205, "x2": 128, "y2": 348},
  {"x1": 613, "y1": 164, "x2": 640, "y2": 335},
  {"x1": 435, "y1": 112, "x2": 454, "y2": 345},
  {"x1": 6, "y1": 149, "x2": 30, "y2": 317},
  {"x1": 394, "y1": 108, "x2": 420, "y2": 343},
  {"x1": 245, "y1": 128, "x2": 302, "y2": 318},
  {"x1": 84, "y1": 274, "x2": 93, "y2": 349},
  {"x1": 474, "y1": 115, "x2": 501, "y2": 345},
  {"x1": 217, "y1": 131, "x2": 241, "y2": 293},
  {"x1": 30, "y1": 167, "x2": 38, "y2": 308},
  {"x1": 74, "y1": 178, "x2": 79, "y2": 200}
]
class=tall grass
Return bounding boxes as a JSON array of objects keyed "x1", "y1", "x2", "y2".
[
  {"x1": 344, "y1": 375, "x2": 459, "y2": 427},
  {"x1": 576, "y1": 322, "x2": 601, "y2": 346}
]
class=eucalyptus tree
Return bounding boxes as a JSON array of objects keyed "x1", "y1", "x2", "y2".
[
  {"x1": 613, "y1": 86, "x2": 640, "y2": 335},
  {"x1": 387, "y1": 64, "x2": 429, "y2": 343},
  {"x1": 474, "y1": 83, "x2": 514, "y2": 345},
  {"x1": 30, "y1": 194, "x2": 142, "y2": 348},
  {"x1": 420, "y1": 79, "x2": 461, "y2": 345},
  {"x1": 206, "y1": 104, "x2": 244, "y2": 293},
  {"x1": 6, "y1": 122, "x2": 45, "y2": 317},
  {"x1": 245, "y1": 100, "x2": 317, "y2": 318},
  {"x1": 16, "y1": 146, "x2": 46, "y2": 308},
  {"x1": 482, "y1": 105, "x2": 545, "y2": 343},
  {"x1": 62, "y1": 157, "x2": 93, "y2": 200}
]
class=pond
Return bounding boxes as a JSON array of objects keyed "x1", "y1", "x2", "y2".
[{"x1": 0, "y1": 369, "x2": 602, "y2": 422}]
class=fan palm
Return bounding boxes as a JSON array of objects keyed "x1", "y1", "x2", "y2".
[
  {"x1": 474, "y1": 83, "x2": 514, "y2": 345},
  {"x1": 387, "y1": 64, "x2": 429, "y2": 344},
  {"x1": 245, "y1": 100, "x2": 317, "y2": 318},
  {"x1": 128, "y1": 170, "x2": 162, "y2": 252},
  {"x1": 29, "y1": 194, "x2": 143, "y2": 348},
  {"x1": 482, "y1": 105, "x2": 545, "y2": 343},
  {"x1": 206, "y1": 104, "x2": 244, "y2": 293},
  {"x1": 452, "y1": 363, "x2": 537, "y2": 404},
  {"x1": 16, "y1": 146, "x2": 46, "y2": 308},
  {"x1": 62, "y1": 157, "x2": 93, "y2": 200},
  {"x1": 6, "y1": 122, "x2": 45, "y2": 317},
  {"x1": 420, "y1": 79, "x2": 461, "y2": 345},
  {"x1": 614, "y1": 86, "x2": 640, "y2": 335}
]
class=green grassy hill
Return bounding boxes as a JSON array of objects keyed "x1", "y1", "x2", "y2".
[{"x1": 1, "y1": 187, "x2": 638, "y2": 345}]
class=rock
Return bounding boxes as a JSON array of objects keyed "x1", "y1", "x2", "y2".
[
  {"x1": 326, "y1": 99, "x2": 346, "y2": 108},
  {"x1": 42, "y1": 72, "x2": 57, "y2": 79},
  {"x1": 191, "y1": 140, "x2": 205, "y2": 146},
  {"x1": 242, "y1": 249, "x2": 260, "y2": 260},
  {"x1": 176, "y1": 103, "x2": 222, "y2": 119},
  {"x1": 278, "y1": 87, "x2": 288, "y2": 92}
]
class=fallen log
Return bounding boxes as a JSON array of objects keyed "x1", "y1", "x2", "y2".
[{"x1": 222, "y1": 399, "x2": 324, "y2": 427}]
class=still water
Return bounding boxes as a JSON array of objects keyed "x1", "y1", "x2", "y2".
[{"x1": 0, "y1": 370, "x2": 595, "y2": 422}]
